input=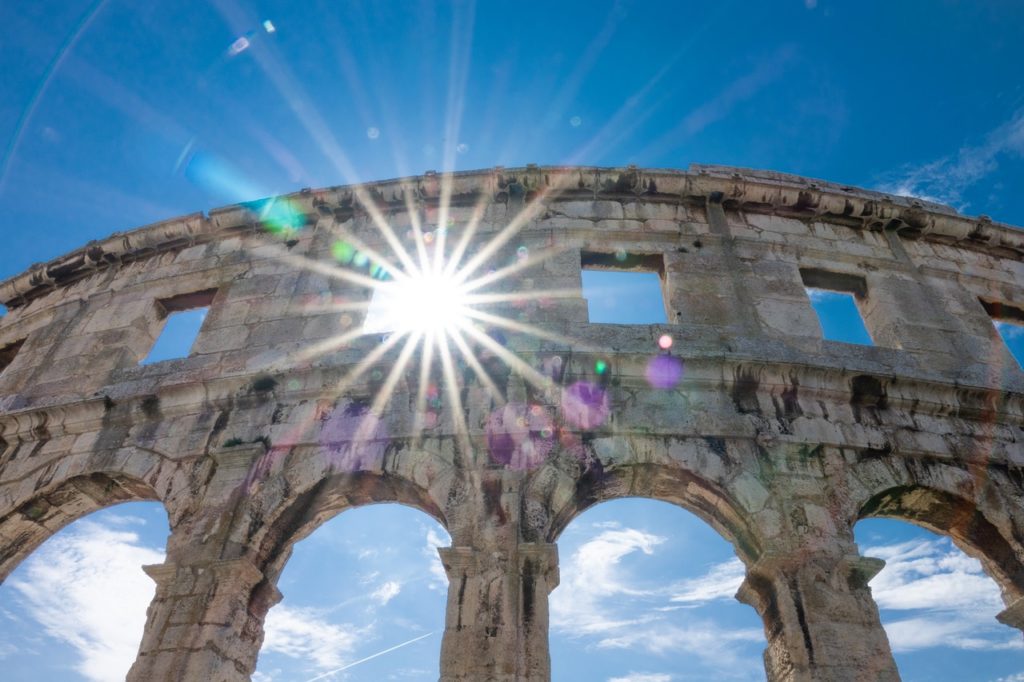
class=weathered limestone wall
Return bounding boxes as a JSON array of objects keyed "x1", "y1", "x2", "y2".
[{"x1": 0, "y1": 165, "x2": 1022, "y2": 681}]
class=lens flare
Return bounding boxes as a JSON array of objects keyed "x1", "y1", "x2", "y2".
[
  {"x1": 646, "y1": 354, "x2": 683, "y2": 389},
  {"x1": 363, "y1": 272, "x2": 471, "y2": 337}
]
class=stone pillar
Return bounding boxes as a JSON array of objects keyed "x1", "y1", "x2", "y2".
[
  {"x1": 737, "y1": 551, "x2": 899, "y2": 682},
  {"x1": 438, "y1": 542, "x2": 558, "y2": 681},
  {"x1": 127, "y1": 557, "x2": 281, "y2": 682},
  {"x1": 997, "y1": 596, "x2": 1024, "y2": 637}
]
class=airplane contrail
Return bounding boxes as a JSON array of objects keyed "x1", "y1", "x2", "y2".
[{"x1": 302, "y1": 631, "x2": 436, "y2": 682}]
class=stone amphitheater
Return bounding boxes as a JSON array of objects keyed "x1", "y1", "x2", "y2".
[{"x1": 0, "y1": 165, "x2": 1021, "y2": 681}]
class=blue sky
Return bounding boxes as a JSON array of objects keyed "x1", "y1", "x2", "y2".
[{"x1": 1, "y1": 0, "x2": 1024, "y2": 680}]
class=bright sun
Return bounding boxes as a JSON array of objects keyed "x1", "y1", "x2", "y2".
[{"x1": 362, "y1": 271, "x2": 471, "y2": 337}]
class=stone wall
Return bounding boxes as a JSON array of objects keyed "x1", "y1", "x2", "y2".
[{"x1": 0, "y1": 165, "x2": 1021, "y2": 681}]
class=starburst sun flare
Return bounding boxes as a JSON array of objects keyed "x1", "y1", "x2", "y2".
[{"x1": 250, "y1": 182, "x2": 604, "y2": 460}]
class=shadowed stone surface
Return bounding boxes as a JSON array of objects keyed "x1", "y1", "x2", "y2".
[{"x1": 0, "y1": 165, "x2": 1022, "y2": 681}]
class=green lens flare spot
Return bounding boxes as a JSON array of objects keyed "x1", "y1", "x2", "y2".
[
  {"x1": 595, "y1": 360, "x2": 608, "y2": 374},
  {"x1": 331, "y1": 241, "x2": 356, "y2": 264}
]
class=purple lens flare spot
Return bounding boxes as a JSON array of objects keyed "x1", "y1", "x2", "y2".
[
  {"x1": 561, "y1": 381, "x2": 610, "y2": 429},
  {"x1": 646, "y1": 354, "x2": 683, "y2": 389}
]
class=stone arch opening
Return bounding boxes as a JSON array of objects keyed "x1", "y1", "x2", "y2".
[
  {"x1": 858, "y1": 484, "x2": 1024, "y2": 603},
  {"x1": 0, "y1": 499, "x2": 168, "y2": 680},
  {"x1": 548, "y1": 496, "x2": 767, "y2": 681},
  {"x1": 545, "y1": 461, "x2": 763, "y2": 564},
  {"x1": 251, "y1": 469, "x2": 449, "y2": 582},
  {"x1": 253, "y1": 501, "x2": 450, "y2": 681},
  {"x1": 0, "y1": 471, "x2": 164, "y2": 583},
  {"x1": 853, "y1": 514, "x2": 1024, "y2": 681}
]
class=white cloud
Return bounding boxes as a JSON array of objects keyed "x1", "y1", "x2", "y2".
[
  {"x1": 877, "y1": 109, "x2": 1024, "y2": 209},
  {"x1": 597, "y1": 621, "x2": 763, "y2": 661},
  {"x1": 9, "y1": 519, "x2": 164, "y2": 682},
  {"x1": 371, "y1": 580, "x2": 402, "y2": 605},
  {"x1": 608, "y1": 674, "x2": 673, "y2": 682},
  {"x1": 424, "y1": 527, "x2": 450, "y2": 591},
  {"x1": 993, "y1": 673, "x2": 1024, "y2": 682},
  {"x1": 552, "y1": 527, "x2": 762, "y2": 673},
  {"x1": 884, "y1": 617, "x2": 1022, "y2": 653},
  {"x1": 551, "y1": 528, "x2": 665, "y2": 635},
  {"x1": 863, "y1": 536, "x2": 1020, "y2": 653},
  {"x1": 262, "y1": 604, "x2": 363, "y2": 670},
  {"x1": 668, "y1": 558, "x2": 746, "y2": 605}
]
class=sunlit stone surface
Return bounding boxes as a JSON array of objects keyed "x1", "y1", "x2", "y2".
[{"x1": 0, "y1": 165, "x2": 1022, "y2": 681}]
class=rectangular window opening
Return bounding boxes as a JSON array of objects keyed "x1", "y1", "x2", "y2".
[
  {"x1": 981, "y1": 299, "x2": 1024, "y2": 368},
  {"x1": 581, "y1": 251, "x2": 667, "y2": 324},
  {"x1": 141, "y1": 289, "x2": 217, "y2": 365},
  {"x1": 0, "y1": 338, "x2": 25, "y2": 376},
  {"x1": 361, "y1": 274, "x2": 399, "y2": 335},
  {"x1": 800, "y1": 269, "x2": 873, "y2": 346}
]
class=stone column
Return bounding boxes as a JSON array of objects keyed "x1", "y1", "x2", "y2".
[
  {"x1": 438, "y1": 542, "x2": 559, "y2": 681},
  {"x1": 737, "y1": 551, "x2": 899, "y2": 682},
  {"x1": 997, "y1": 596, "x2": 1024, "y2": 637},
  {"x1": 127, "y1": 557, "x2": 281, "y2": 682}
]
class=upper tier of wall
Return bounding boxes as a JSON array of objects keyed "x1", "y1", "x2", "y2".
[{"x1": 1, "y1": 164, "x2": 1020, "y2": 308}]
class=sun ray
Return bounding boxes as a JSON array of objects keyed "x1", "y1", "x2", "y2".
[
  {"x1": 453, "y1": 175, "x2": 577, "y2": 286},
  {"x1": 336, "y1": 208, "x2": 421, "y2": 279},
  {"x1": 433, "y1": 177, "x2": 454, "y2": 275},
  {"x1": 456, "y1": 322, "x2": 561, "y2": 400},
  {"x1": 367, "y1": 332, "x2": 423, "y2": 417},
  {"x1": 208, "y1": 1, "x2": 424, "y2": 276},
  {"x1": 452, "y1": 201, "x2": 543, "y2": 286},
  {"x1": 436, "y1": 331, "x2": 474, "y2": 461},
  {"x1": 295, "y1": 300, "x2": 374, "y2": 315},
  {"x1": 319, "y1": 330, "x2": 411, "y2": 402},
  {"x1": 322, "y1": 220, "x2": 418, "y2": 281},
  {"x1": 401, "y1": 183, "x2": 432, "y2": 273},
  {"x1": 460, "y1": 245, "x2": 573, "y2": 294},
  {"x1": 286, "y1": 326, "x2": 374, "y2": 368},
  {"x1": 273, "y1": 250, "x2": 403, "y2": 291},
  {"x1": 351, "y1": 332, "x2": 424, "y2": 444},
  {"x1": 441, "y1": 190, "x2": 493, "y2": 279},
  {"x1": 411, "y1": 332, "x2": 438, "y2": 444},
  {"x1": 462, "y1": 288, "x2": 580, "y2": 306},
  {"x1": 447, "y1": 325, "x2": 506, "y2": 407},
  {"x1": 433, "y1": 1, "x2": 475, "y2": 273},
  {"x1": 462, "y1": 308, "x2": 587, "y2": 350}
]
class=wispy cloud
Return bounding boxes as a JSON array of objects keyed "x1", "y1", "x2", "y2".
[
  {"x1": 636, "y1": 45, "x2": 796, "y2": 159},
  {"x1": 993, "y1": 673, "x2": 1024, "y2": 682},
  {"x1": 551, "y1": 527, "x2": 761, "y2": 673},
  {"x1": 877, "y1": 109, "x2": 1024, "y2": 209},
  {"x1": 597, "y1": 621, "x2": 763, "y2": 660},
  {"x1": 608, "y1": 673, "x2": 673, "y2": 682},
  {"x1": 864, "y1": 537, "x2": 1021, "y2": 653},
  {"x1": 667, "y1": 558, "x2": 746, "y2": 606},
  {"x1": 551, "y1": 527, "x2": 665, "y2": 635},
  {"x1": 424, "y1": 527, "x2": 450, "y2": 591},
  {"x1": 9, "y1": 520, "x2": 164, "y2": 682},
  {"x1": 262, "y1": 604, "x2": 363, "y2": 670},
  {"x1": 371, "y1": 580, "x2": 402, "y2": 606}
]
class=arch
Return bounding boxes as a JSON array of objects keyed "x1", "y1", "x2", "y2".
[
  {"x1": 250, "y1": 468, "x2": 449, "y2": 582},
  {"x1": 852, "y1": 516, "x2": 1024, "y2": 680},
  {"x1": 254, "y1": 502, "x2": 450, "y2": 680},
  {"x1": 549, "y1": 496, "x2": 766, "y2": 681},
  {"x1": 858, "y1": 484, "x2": 1024, "y2": 603},
  {"x1": 544, "y1": 461, "x2": 763, "y2": 564},
  {"x1": 0, "y1": 471, "x2": 163, "y2": 583},
  {"x1": 0, "y1": 500, "x2": 169, "y2": 680}
]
